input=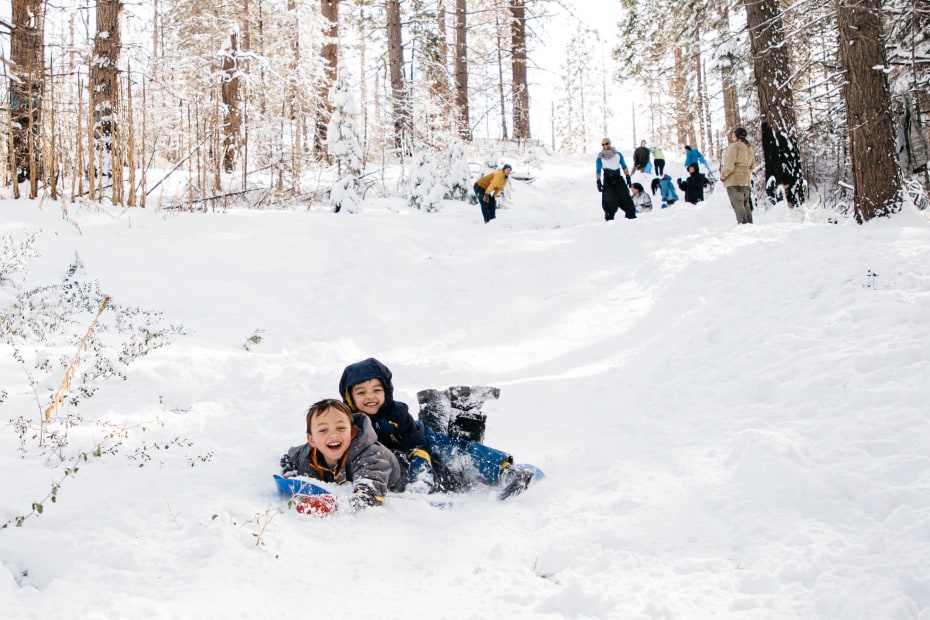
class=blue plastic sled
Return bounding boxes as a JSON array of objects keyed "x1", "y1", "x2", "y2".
[
  {"x1": 516, "y1": 464, "x2": 546, "y2": 483},
  {"x1": 274, "y1": 474, "x2": 330, "y2": 498}
]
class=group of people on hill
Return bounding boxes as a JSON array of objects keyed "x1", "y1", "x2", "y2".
[
  {"x1": 279, "y1": 357, "x2": 536, "y2": 516},
  {"x1": 594, "y1": 129, "x2": 756, "y2": 225},
  {"x1": 466, "y1": 129, "x2": 757, "y2": 226}
]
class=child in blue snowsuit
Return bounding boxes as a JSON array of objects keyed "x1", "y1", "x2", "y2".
[
  {"x1": 651, "y1": 174, "x2": 679, "y2": 207},
  {"x1": 339, "y1": 357, "x2": 534, "y2": 499}
]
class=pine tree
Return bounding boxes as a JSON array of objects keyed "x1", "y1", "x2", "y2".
[
  {"x1": 330, "y1": 175, "x2": 361, "y2": 213},
  {"x1": 326, "y1": 64, "x2": 363, "y2": 177},
  {"x1": 838, "y1": 0, "x2": 902, "y2": 221},
  {"x1": 408, "y1": 150, "x2": 445, "y2": 211},
  {"x1": 444, "y1": 138, "x2": 470, "y2": 200}
]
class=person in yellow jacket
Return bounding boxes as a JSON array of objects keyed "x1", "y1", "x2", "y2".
[
  {"x1": 721, "y1": 127, "x2": 756, "y2": 224},
  {"x1": 473, "y1": 164, "x2": 512, "y2": 223}
]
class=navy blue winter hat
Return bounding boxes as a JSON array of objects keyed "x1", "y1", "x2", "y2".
[
  {"x1": 734, "y1": 127, "x2": 748, "y2": 139},
  {"x1": 502, "y1": 163, "x2": 512, "y2": 170}
]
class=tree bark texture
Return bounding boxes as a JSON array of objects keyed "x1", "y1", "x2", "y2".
[
  {"x1": 510, "y1": 0, "x2": 530, "y2": 140},
  {"x1": 91, "y1": 0, "x2": 122, "y2": 168},
  {"x1": 837, "y1": 0, "x2": 902, "y2": 221},
  {"x1": 429, "y1": 1, "x2": 451, "y2": 110},
  {"x1": 744, "y1": 0, "x2": 804, "y2": 205},
  {"x1": 10, "y1": 0, "x2": 44, "y2": 183},
  {"x1": 672, "y1": 47, "x2": 691, "y2": 148},
  {"x1": 695, "y1": 50, "x2": 708, "y2": 153},
  {"x1": 454, "y1": 0, "x2": 470, "y2": 140},
  {"x1": 221, "y1": 32, "x2": 242, "y2": 173},
  {"x1": 317, "y1": 0, "x2": 339, "y2": 154},
  {"x1": 386, "y1": 0, "x2": 410, "y2": 150},
  {"x1": 721, "y1": 68, "x2": 741, "y2": 133},
  {"x1": 716, "y1": 5, "x2": 742, "y2": 133}
]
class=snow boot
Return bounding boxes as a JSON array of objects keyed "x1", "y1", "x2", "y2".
[
  {"x1": 417, "y1": 388, "x2": 453, "y2": 434},
  {"x1": 448, "y1": 385, "x2": 500, "y2": 411},
  {"x1": 497, "y1": 464, "x2": 534, "y2": 500},
  {"x1": 448, "y1": 409, "x2": 487, "y2": 443}
]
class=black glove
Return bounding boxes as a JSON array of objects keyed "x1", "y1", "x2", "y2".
[
  {"x1": 596, "y1": 179, "x2": 603, "y2": 192},
  {"x1": 280, "y1": 453, "x2": 297, "y2": 476},
  {"x1": 487, "y1": 195, "x2": 496, "y2": 206},
  {"x1": 625, "y1": 174, "x2": 631, "y2": 187}
]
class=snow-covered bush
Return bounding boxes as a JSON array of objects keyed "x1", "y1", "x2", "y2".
[
  {"x1": 525, "y1": 146, "x2": 543, "y2": 171},
  {"x1": 326, "y1": 64, "x2": 363, "y2": 178},
  {"x1": 482, "y1": 149, "x2": 499, "y2": 175},
  {"x1": 330, "y1": 175, "x2": 361, "y2": 213},
  {"x1": 444, "y1": 139, "x2": 471, "y2": 201},
  {"x1": 408, "y1": 151, "x2": 446, "y2": 212},
  {"x1": 1, "y1": 231, "x2": 40, "y2": 284}
]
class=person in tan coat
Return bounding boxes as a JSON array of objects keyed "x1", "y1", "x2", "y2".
[{"x1": 721, "y1": 127, "x2": 756, "y2": 224}]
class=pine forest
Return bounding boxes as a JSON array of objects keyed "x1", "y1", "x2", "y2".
[{"x1": 1, "y1": 0, "x2": 929, "y2": 222}]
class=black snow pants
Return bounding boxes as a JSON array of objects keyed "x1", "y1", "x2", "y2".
[{"x1": 602, "y1": 169, "x2": 636, "y2": 221}]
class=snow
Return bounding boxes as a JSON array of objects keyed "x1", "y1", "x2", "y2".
[{"x1": 2, "y1": 151, "x2": 930, "y2": 619}]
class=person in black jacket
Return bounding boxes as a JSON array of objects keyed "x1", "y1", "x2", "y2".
[
  {"x1": 632, "y1": 140, "x2": 650, "y2": 172},
  {"x1": 677, "y1": 164, "x2": 711, "y2": 204}
]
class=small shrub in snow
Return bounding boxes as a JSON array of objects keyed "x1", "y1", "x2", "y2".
[
  {"x1": 444, "y1": 139, "x2": 471, "y2": 201},
  {"x1": 330, "y1": 175, "x2": 361, "y2": 213},
  {"x1": 1, "y1": 231, "x2": 40, "y2": 283},
  {"x1": 482, "y1": 149, "x2": 499, "y2": 175},
  {"x1": 408, "y1": 151, "x2": 446, "y2": 212},
  {"x1": 326, "y1": 65, "x2": 363, "y2": 177}
]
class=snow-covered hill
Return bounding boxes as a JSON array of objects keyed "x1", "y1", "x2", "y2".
[{"x1": 2, "y1": 152, "x2": 929, "y2": 619}]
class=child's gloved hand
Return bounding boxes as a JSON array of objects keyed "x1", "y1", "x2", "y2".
[
  {"x1": 625, "y1": 174, "x2": 632, "y2": 187},
  {"x1": 295, "y1": 494, "x2": 337, "y2": 517},
  {"x1": 280, "y1": 453, "x2": 297, "y2": 477},
  {"x1": 596, "y1": 179, "x2": 603, "y2": 192}
]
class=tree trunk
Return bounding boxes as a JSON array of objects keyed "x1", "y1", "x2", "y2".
[
  {"x1": 837, "y1": 0, "x2": 902, "y2": 221},
  {"x1": 10, "y1": 0, "x2": 44, "y2": 185},
  {"x1": 721, "y1": 67, "x2": 741, "y2": 133},
  {"x1": 494, "y1": 14, "x2": 507, "y2": 139},
  {"x1": 317, "y1": 0, "x2": 339, "y2": 155},
  {"x1": 453, "y1": 0, "x2": 470, "y2": 141},
  {"x1": 91, "y1": 0, "x2": 122, "y2": 177},
  {"x1": 695, "y1": 50, "x2": 707, "y2": 153},
  {"x1": 510, "y1": 0, "x2": 530, "y2": 140},
  {"x1": 221, "y1": 32, "x2": 242, "y2": 173},
  {"x1": 672, "y1": 46, "x2": 691, "y2": 147},
  {"x1": 430, "y1": 1, "x2": 451, "y2": 120},
  {"x1": 744, "y1": 0, "x2": 804, "y2": 206},
  {"x1": 385, "y1": 0, "x2": 410, "y2": 151}
]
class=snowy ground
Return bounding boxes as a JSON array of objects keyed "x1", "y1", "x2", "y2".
[{"x1": 1, "y1": 151, "x2": 929, "y2": 619}]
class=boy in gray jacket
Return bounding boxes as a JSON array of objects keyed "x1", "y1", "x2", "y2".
[{"x1": 281, "y1": 398, "x2": 405, "y2": 514}]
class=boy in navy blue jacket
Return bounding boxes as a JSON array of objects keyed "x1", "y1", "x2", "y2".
[
  {"x1": 339, "y1": 357, "x2": 534, "y2": 499},
  {"x1": 339, "y1": 358, "x2": 435, "y2": 492}
]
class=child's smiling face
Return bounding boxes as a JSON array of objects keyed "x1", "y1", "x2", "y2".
[
  {"x1": 350, "y1": 379, "x2": 385, "y2": 415},
  {"x1": 307, "y1": 406, "x2": 354, "y2": 467}
]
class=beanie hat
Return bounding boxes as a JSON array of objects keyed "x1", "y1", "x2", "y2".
[
  {"x1": 734, "y1": 127, "x2": 748, "y2": 139},
  {"x1": 502, "y1": 163, "x2": 512, "y2": 171}
]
